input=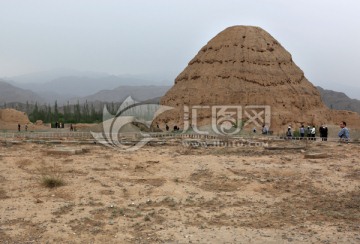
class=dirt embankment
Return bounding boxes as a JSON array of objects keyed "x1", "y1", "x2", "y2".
[{"x1": 0, "y1": 108, "x2": 31, "y2": 130}]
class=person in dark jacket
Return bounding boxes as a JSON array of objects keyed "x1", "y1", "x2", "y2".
[
  {"x1": 319, "y1": 125, "x2": 325, "y2": 141},
  {"x1": 323, "y1": 126, "x2": 328, "y2": 141}
]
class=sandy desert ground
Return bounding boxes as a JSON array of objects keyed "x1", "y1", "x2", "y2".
[{"x1": 0, "y1": 138, "x2": 359, "y2": 243}]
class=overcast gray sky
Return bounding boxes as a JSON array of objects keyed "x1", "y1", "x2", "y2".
[{"x1": 0, "y1": 0, "x2": 359, "y2": 98}]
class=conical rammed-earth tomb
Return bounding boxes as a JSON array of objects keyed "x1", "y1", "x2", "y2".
[{"x1": 154, "y1": 26, "x2": 359, "y2": 133}]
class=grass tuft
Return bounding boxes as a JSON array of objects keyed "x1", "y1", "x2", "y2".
[
  {"x1": 38, "y1": 163, "x2": 65, "y2": 188},
  {"x1": 41, "y1": 175, "x2": 65, "y2": 188}
]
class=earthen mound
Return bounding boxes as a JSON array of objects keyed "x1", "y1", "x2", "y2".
[
  {"x1": 153, "y1": 26, "x2": 359, "y2": 133},
  {"x1": 0, "y1": 108, "x2": 30, "y2": 124}
]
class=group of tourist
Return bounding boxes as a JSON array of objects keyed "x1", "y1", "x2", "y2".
[
  {"x1": 16, "y1": 120, "x2": 351, "y2": 143},
  {"x1": 17, "y1": 122, "x2": 78, "y2": 132},
  {"x1": 289, "y1": 125, "x2": 321, "y2": 140},
  {"x1": 54, "y1": 121, "x2": 64, "y2": 129},
  {"x1": 157, "y1": 123, "x2": 180, "y2": 132},
  {"x1": 17, "y1": 123, "x2": 28, "y2": 132},
  {"x1": 285, "y1": 121, "x2": 350, "y2": 142}
]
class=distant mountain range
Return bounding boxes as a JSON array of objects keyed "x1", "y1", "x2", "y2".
[
  {"x1": 1, "y1": 76, "x2": 360, "y2": 116},
  {"x1": 0, "y1": 78, "x2": 170, "y2": 106},
  {"x1": 0, "y1": 80, "x2": 44, "y2": 104},
  {"x1": 11, "y1": 75, "x2": 160, "y2": 98},
  {"x1": 2, "y1": 69, "x2": 172, "y2": 104},
  {"x1": 73, "y1": 85, "x2": 171, "y2": 103},
  {"x1": 317, "y1": 86, "x2": 360, "y2": 114}
]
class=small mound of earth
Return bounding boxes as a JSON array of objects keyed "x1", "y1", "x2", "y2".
[{"x1": 0, "y1": 108, "x2": 30, "y2": 124}]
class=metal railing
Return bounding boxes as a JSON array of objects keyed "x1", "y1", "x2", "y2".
[
  {"x1": 0, "y1": 131, "x2": 355, "y2": 143},
  {"x1": 0, "y1": 131, "x2": 93, "y2": 139}
]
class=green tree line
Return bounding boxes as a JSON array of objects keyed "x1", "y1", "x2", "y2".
[
  {"x1": 3, "y1": 100, "x2": 160, "y2": 125},
  {"x1": 28, "y1": 101, "x2": 103, "y2": 124}
]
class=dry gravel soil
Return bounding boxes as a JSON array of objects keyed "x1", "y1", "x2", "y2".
[{"x1": 0, "y1": 139, "x2": 359, "y2": 243}]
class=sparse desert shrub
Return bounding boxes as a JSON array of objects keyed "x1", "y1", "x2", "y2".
[
  {"x1": 41, "y1": 175, "x2": 65, "y2": 188},
  {"x1": 38, "y1": 163, "x2": 65, "y2": 188}
]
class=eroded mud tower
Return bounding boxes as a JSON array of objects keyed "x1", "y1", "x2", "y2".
[{"x1": 154, "y1": 26, "x2": 359, "y2": 133}]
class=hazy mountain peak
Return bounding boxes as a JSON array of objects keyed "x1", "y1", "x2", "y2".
[
  {"x1": 0, "y1": 80, "x2": 44, "y2": 104},
  {"x1": 317, "y1": 86, "x2": 360, "y2": 114}
]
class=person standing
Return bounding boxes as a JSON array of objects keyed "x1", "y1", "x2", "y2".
[
  {"x1": 299, "y1": 125, "x2": 305, "y2": 138},
  {"x1": 319, "y1": 125, "x2": 325, "y2": 141},
  {"x1": 286, "y1": 126, "x2": 293, "y2": 139},
  {"x1": 324, "y1": 126, "x2": 328, "y2": 141},
  {"x1": 307, "y1": 126, "x2": 311, "y2": 139},
  {"x1": 262, "y1": 124, "x2": 269, "y2": 135},
  {"x1": 338, "y1": 121, "x2": 350, "y2": 142},
  {"x1": 18, "y1": 123, "x2": 21, "y2": 132},
  {"x1": 311, "y1": 126, "x2": 316, "y2": 140}
]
